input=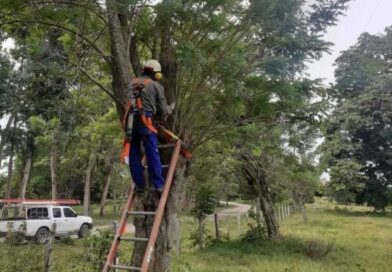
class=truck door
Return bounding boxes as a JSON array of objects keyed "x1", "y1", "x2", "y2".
[
  {"x1": 52, "y1": 207, "x2": 67, "y2": 234},
  {"x1": 63, "y1": 207, "x2": 79, "y2": 233}
]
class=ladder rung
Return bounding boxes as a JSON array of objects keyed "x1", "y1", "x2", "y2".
[
  {"x1": 158, "y1": 144, "x2": 176, "y2": 149},
  {"x1": 162, "y1": 164, "x2": 169, "y2": 168},
  {"x1": 119, "y1": 237, "x2": 149, "y2": 242},
  {"x1": 108, "y1": 264, "x2": 141, "y2": 271},
  {"x1": 128, "y1": 211, "x2": 156, "y2": 216}
]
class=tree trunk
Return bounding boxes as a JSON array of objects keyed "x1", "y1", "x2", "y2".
[
  {"x1": 214, "y1": 213, "x2": 220, "y2": 239},
  {"x1": 105, "y1": 0, "x2": 183, "y2": 270},
  {"x1": 130, "y1": 159, "x2": 187, "y2": 272},
  {"x1": 50, "y1": 143, "x2": 59, "y2": 200},
  {"x1": 293, "y1": 189, "x2": 308, "y2": 223},
  {"x1": 5, "y1": 142, "x2": 14, "y2": 198},
  {"x1": 105, "y1": 0, "x2": 133, "y2": 117},
  {"x1": 0, "y1": 113, "x2": 14, "y2": 168},
  {"x1": 257, "y1": 192, "x2": 280, "y2": 239},
  {"x1": 241, "y1": 152, "x2": 281, "y2": 239},
  {"x1": 300, "y1": 203, "x2": 308, "y2": 223},
  {"x1": 100, "y1": 164, "x2": 114, "y2": 216},
  {"x1": 20, "y1": 135, "x2": 34, "y2": 199},
  {"x1": 83, "y1": 154, "x2": 96, "y2": 216},
  {"x1": 44, "y1": 223, "x2": 57, "y2": 272}
]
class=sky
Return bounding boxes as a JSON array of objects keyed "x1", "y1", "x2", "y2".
[
  {"x1": 306, "y1": 0, "x2": 392, "y2": 85},
  {"x1": 1, "y1": 1, "x2": 392, "y2": 122}
]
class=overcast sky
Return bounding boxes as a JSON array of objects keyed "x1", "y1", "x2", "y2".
[{"x1": 306, "y1": 0, "x2": 392, "y2": 84}]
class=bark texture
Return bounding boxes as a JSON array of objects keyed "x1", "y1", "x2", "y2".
[
  {"x1": 100, "y1": 163, "x2": 114, "y2": 216},
  {"x1": 105, "y1": 0, "x2": 133, "y2": 117},
  {"x1": 293, "y1": 185, "x2": 308, "y2": 223},
  {"x1": 20, "y1": 135, "x2": 34, "y2": 199},
  {"x1": 50, "y1": 143, "x2": 59, "y2": 200},
  {"x1": 6, "y1": 143, "x2": 14, "y2": 198},
  {"x1": 83, "y1": 154, "x2": 96, "y2": 216},
  {"x1": 0, "y1": 114, "x2": 14, "y2": 168},
  {"x1": 241, "y1": 152, "x2": 281, "y2": 239},
  {"x1": 104, "y1": 1, "x2": 184, "y2": 270}
]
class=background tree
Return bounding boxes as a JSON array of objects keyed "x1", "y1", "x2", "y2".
[
  {"x1": 0, "y1": 0, "x2": 349, "y2": 270},
  {"x1": 323, "y1": 28, "x2": 392, "y2": 211}
]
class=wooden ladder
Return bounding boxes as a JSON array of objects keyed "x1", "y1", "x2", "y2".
[{"x1": 102, "y1": 140, "x2": 182, "y2": 272}]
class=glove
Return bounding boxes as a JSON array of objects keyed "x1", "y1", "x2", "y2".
[{"x1": 166, "y1": 102, "x2": 176, "y2": 116}]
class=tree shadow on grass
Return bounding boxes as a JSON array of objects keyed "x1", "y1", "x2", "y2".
[
  {"x1": 324, "y1": 207, "x2": 392, "y2": 218},
  {"x1": 199, "y1": 235, "x2": 337, "y2": 259}
]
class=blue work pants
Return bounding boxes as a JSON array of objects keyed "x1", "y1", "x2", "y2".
[{"x1": 128, "y1": 114, "x2": 164, "y2": 190}]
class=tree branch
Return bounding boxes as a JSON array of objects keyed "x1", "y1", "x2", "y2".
[
  {"x1": 2, "y1": 18, "x2": 110, "y2": 64},
  {"x1": 69, "y1": 62, "x2": 122, "y2": 105}
]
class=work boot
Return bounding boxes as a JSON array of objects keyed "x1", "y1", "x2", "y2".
[
  {"x1": 135, "y1": 187, "x2": 145, "y2": 196},
  {"x1": 155, "y1": 188, "x2": 163, "y2": 199}
]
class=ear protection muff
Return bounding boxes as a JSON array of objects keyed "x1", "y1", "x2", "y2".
[{"x1": 155, "y1": 72, "x2": 163, "y2": 80}]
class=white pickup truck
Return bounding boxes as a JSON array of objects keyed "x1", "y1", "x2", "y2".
[{"x1": 0, "y1": 204, "x2": 93, "y2": 243}]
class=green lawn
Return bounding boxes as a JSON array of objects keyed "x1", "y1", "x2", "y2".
[
  {"x1": 174, "y1": 200, "x2": 392, "y2": 272},
  {"x1": 1, "y1": 199, "x2": 391, "y2": 272}
]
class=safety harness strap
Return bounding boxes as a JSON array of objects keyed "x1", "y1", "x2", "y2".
[
  {"x1": 133, "y1": 78, "x2": 157, "y2": 134},
  {"x1": 120, "y1": 77, "x2": 157, "y2": 163}
]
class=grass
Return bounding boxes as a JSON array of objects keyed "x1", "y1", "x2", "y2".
[
  {"x1": 173, "y1": 198, "x2": 392, "y2": 272},
  {"x1": 0, "y1": 198, "x2": 391, "y2": 271}
]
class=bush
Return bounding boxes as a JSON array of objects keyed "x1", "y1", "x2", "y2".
[
  {"x1": 2, "y1": 223, "x2": 43, "y2": 272},
  {"x1": 241, "y1": 208, "x2": 267, "y2": 242},
  {"x1": 305, "y1": 238, "x2": 335, "y2": 260},
  {"x1": 83, "y1": 229, "x2": 114, "y2": 270}
]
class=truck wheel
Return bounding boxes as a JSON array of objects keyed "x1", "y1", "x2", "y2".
[
  {"x1": 35, "y1": 228, "x2": 49, "y2": 244},
  {"x1": 78, "y1": 224, "x2": 90, "y2": 238}
]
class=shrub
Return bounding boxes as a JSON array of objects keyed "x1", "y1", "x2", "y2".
[
  {"x1": 83, "y1": 229, "x2": 114, "y2": 270},
  {"x1": 241, "y1": 208, "x2": 267, "y2": 242},
  {"x1": 305, "y1": 238, "x2": 335, "y2": 260}
]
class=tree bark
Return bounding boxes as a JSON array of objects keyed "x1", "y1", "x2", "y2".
[
  {"x1": 241, "y1": 152, "x2": 281, "y2": 239},
  {"x1": 83, "y1": 154, "x2": 96, "y2": 216},
  {"x1": 299, "y1": 203, "x2": 308, "y2": 223},
  {"x1": 130, "y1": 159, "x2": 187, "y2": 272},
  {"x1": 50, "y1": 143, "x2": 59, "y2": 200},
  {"x1": 0, "y1": 113, "x2": 14, "y2": 168},
  {"x1": 293, "y1": 186, "x2": 308, "y2": 223},
  {"x1": 104, "y1": 1, "x2": 184, "y2": 270},
  {"x1": 44, "y1": 223, "x2": 57, "y2": 272},
  {"x1": 214, "y1": 213, "x2": 220, "y2": 239},
  {"x1": 105, "y1": 0, "x2": 133, "y2": 117},
  {"x1": 257, "y1": 191, "x2": 280, "y2": 239},
  {"x1": 100, "y1": 163, "x2": 114, "y2": 216},
  {"x1": 20, "y1": 135, "x2": 34, "y2": 199},
  {"x1": 5, "y1": 142, "x2": 14, "y2": 198}
]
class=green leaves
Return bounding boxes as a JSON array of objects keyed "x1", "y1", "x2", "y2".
[
  {"x1": 324, "y1": 27, "x2": 392, "y2": 209},
  {"x1": 191, "y1": 184, "x2": 217, "y2": 221}
]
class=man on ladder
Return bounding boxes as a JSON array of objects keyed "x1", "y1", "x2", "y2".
[
  {"x1": 123, "y1": 59, "x2": 170, "y2": 195},
  {"x1": 105, "y1": 60, "x2": 186, "y2": 272}
]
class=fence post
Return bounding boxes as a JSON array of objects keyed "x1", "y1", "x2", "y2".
[
  {"x1": 112, "y1": 221, "x2": 119, "y2": 272},
  {"x1": 44, "y1": 223, "x2": 57, "y2": 272},
  {"x1": 214, "y1": 213, "x2": 220, "y2": 239},
  {"x1": 284, "y1": 205, "x2": 287, "y2": 219}
]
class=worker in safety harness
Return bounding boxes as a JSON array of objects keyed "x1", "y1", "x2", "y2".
[{"x1": 123, "y1": 59, "x2": 170, "y2": 195}]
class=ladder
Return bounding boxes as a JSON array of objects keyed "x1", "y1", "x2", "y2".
[{"x1": 102, "y1": 139, "x2": 182, "y2": 272}]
